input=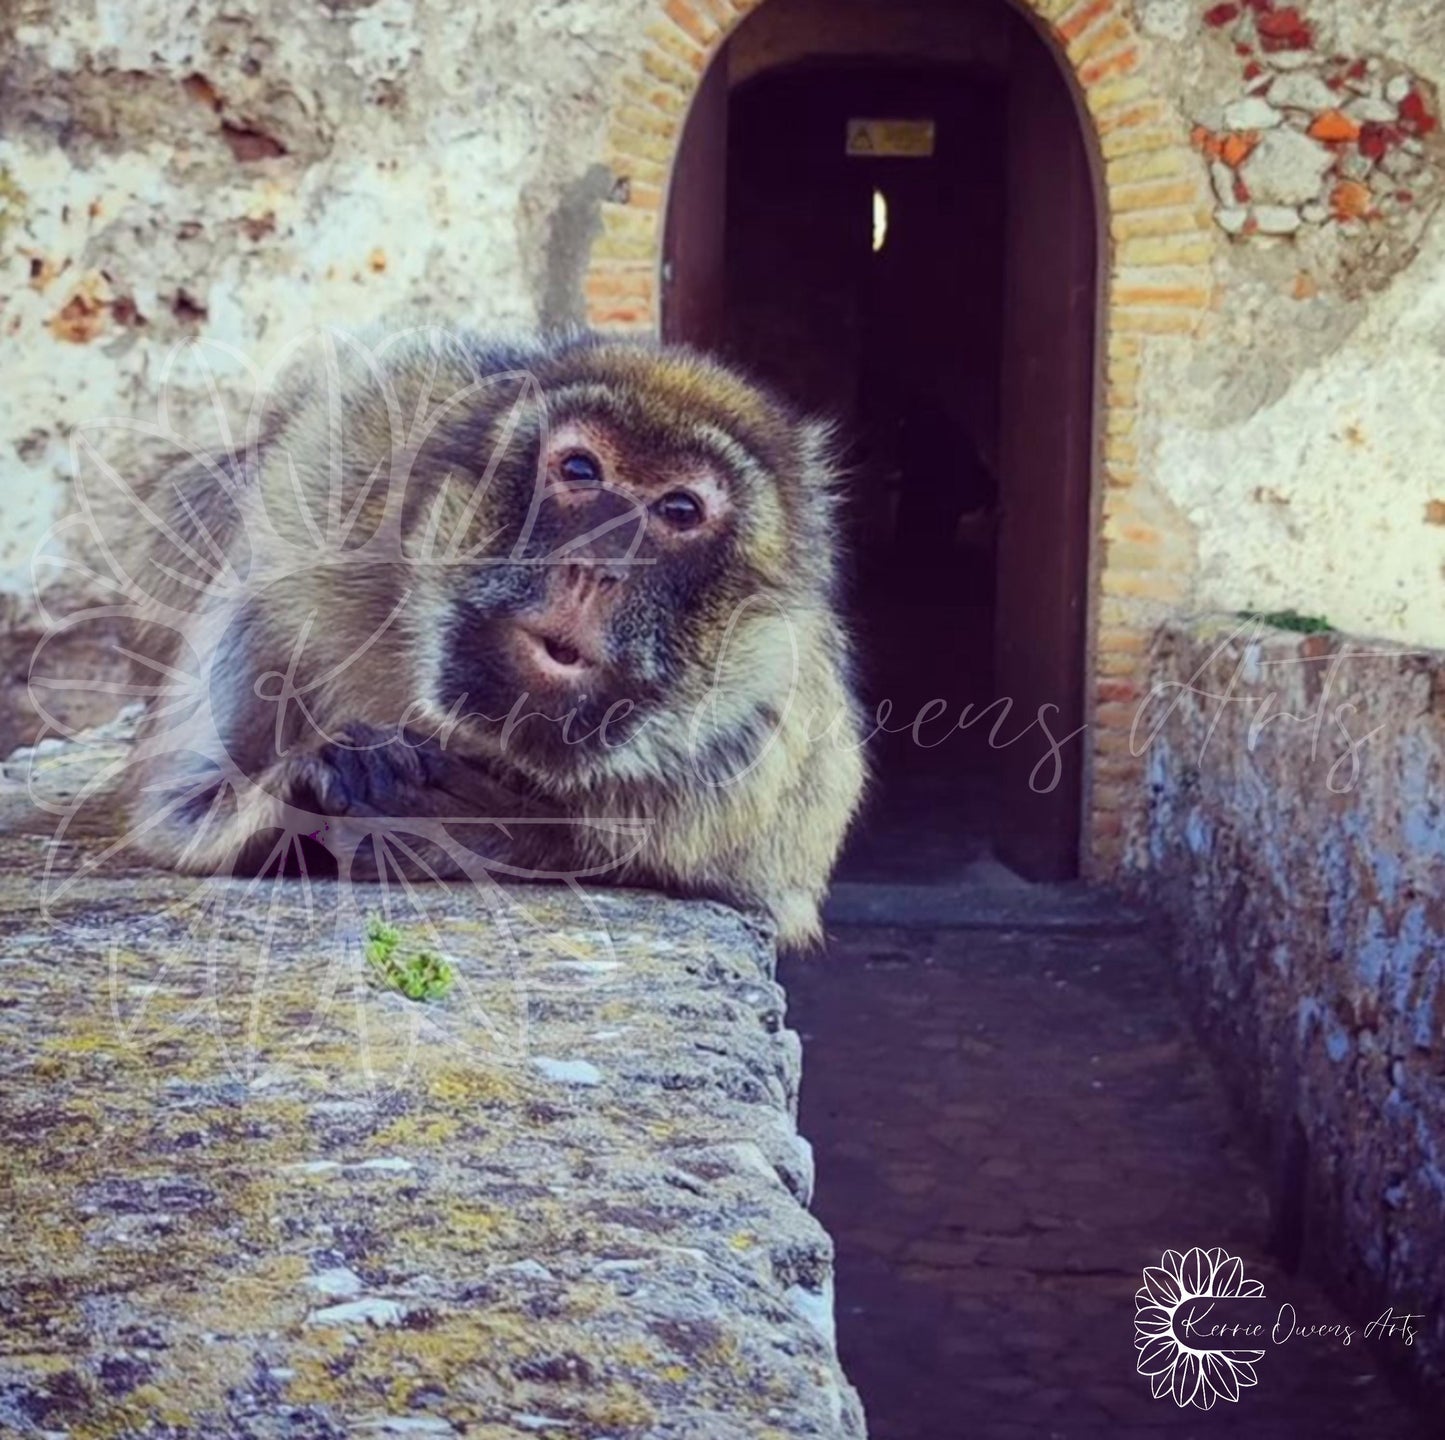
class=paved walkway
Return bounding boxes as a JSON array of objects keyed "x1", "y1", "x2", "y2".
[{"x1": 782, "y1": 923, "x2": 1433, "y2": 1439}]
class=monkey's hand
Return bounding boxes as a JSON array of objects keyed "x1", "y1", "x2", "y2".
[
  {"x1": 130, "y1": 719, "x2": 531, "y2": 878},
  {"x1": 292, "y1": 722, "x2": 454, "y2": 820}
]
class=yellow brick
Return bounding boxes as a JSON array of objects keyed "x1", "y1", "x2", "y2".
[
  {"x1": 1111, "y1": 206, "x2": 1214, "y2": 241},
  {"x1": 1082, "y1": 47, "x2": 1141, "y2": 88},
  {"x1": 1068, "y1": 16, "x2": 1132, "y2": 65},
  {"x1": 585, "y1": 267, "x2": 656, "y2": 302},
  {"x1": 1057, "y1": 0, "x2": 1118, "y2": 42},
  {"x1": 1097, "y1": 625, "x2": 1150, "y2": 655},
  {"x1": 617, "y1": 104, "x2": 678, "y2": 140},
  {"x1": 1097, "y1": 597, "x2": 1144, "y2": 632},
  {"x1": 1112, "y1": 261, "x2": 1207, "y2": 289},
  {"x1": 1102, "y1": 126, "x2": 1185, "y2": 161},
  {"x1": 646, "y1": 22, "x2": 707, "y2": 71},
  {"x1": 641, "y1": 48, "x2": 696, "y2": 94},
  {"x1": 1105, "y1": 539, "x2": 1162, "y2": 571},
  {"x1": 608, "y1": 124, "x2": 673, "y2": 166},
  {"x1": 622, "y1": 77, "x2": 688, "y2": 121},
  {"x1": 607, "y1": 152, "x2": 667, "y2": 190},
  {"x1": 1111, "y1": 180, "x2": 1202, "y2": 214},
  {"x1": 1097, "y1": 101, "x2": 1167, "y2": 136},
  {"x1": 1114, "y1": 281, "x2": 1211, "y2": 309},
  {"x1": 1091, "y1": 721, "x2": 1143, "y2": 760},
  {"x1": 594, "y1": 205, "x2": 661, "y2": 262},
  {"x1": 663, "y1": 0, "x2": 720, "y2": 48},
  {"x1": 1090, "y1": 782, "x2": 1141, "y2": 820},
  {"x1": 1111, "y1": 308, "x2": 1202, "y2": 335},
  {"x1": 1085, "y1": 838, "x2": 1126, "y2": 878},
  {"x1": 1085, "y1": 75, "x2": 1152, "y2": 118},
  {"x1": 628, "y1": 181, "x2": 664, "y2": 211},
  {"x1": 1113, "y1": 518, "x2": 1163, "y2": 547},
  {"x1": 1107, "y1": 147, "x2": 1188, "y2": 187},
  {"x1": 1107, "y1": 331, "x2": 1142, "y2": 361},
  {"x1": 1097, "y1": 651, "x2": 1142, "y2": 678},
  {"x1": 1094, "y1": 745, "x2": 1145, "y2": 776},
  {"x1": 1116, "y1": 233, "x2": 1213, "y2": 267},
  {"x1": 601, "y1": 202, "x2": 659, "y2": 239},
  {"x1": 1093, "y1": 700, "x2": 1145, "y2": 733},
  {"x1": 1101, "y1": 567, "x2": 1185, "y2": 601}
]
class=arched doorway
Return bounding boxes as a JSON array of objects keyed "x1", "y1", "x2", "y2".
[{"x1": 662, "y1": 1, "x2": 1099, "y2": 886}]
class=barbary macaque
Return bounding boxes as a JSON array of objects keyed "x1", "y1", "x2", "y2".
[{"x1": 123, "y1": 329, "x2": 865, "y2": 947}]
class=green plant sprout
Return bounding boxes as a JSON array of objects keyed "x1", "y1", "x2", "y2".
[
  {"x1": 363, "y1": 916, "x2": 455, "y2": 1002},
  {"x1": 1235, "y1": 608, "x2": 1334, "y2": 635}
]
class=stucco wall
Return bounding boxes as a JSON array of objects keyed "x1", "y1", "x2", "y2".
[
  {"x1": 1133, "y1": 0, "x2": 1445, "y2": 649},
  {"x1": 0, "y1": 0, "x2": 654, "y2": 592},
  {"x1": 1136, "y1": 617, "x2": 1445, "y2": 1394}
]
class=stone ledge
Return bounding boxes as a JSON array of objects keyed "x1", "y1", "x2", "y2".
[{"x1": 0, "y1": 737, "x2": 865, "y2": 1438}]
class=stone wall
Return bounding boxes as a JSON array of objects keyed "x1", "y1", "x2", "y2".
[
  {"x1": 0, "y1": 727, "x2": 864, "y2": 1437},
  {"x1": 1134, "y1": 617, "x2": 1445, "y2": 1394}
]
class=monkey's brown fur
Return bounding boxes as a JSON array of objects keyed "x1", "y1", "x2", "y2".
[{"x1": 123, "y1": 328, "x2": 865, "y2": 947}]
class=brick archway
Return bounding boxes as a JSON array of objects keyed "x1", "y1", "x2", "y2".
[{"x1": 583, "y1": 0, "x2": 1215, "y2": 878}]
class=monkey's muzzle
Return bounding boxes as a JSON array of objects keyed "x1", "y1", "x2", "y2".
[{"x1": 506, "y1": 488, "x2": 646, "y2": 690}]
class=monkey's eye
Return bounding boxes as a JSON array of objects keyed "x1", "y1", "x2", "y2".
[
  {"x1": 652, "y1": 489, "x2": 706, "y2": 530},
  {"x1": 559, "y1": 451, "x2": 602, "y2": 486}
]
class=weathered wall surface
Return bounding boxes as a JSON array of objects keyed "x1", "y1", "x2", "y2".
[
  {"x1": 0, "y1": 0, "x2": 653, "y2": 588},
  {"x1": 1133, "y1": 0, "x2": 1445, "y2": 649},
  {"x1": 0, "y1": 728, "x2": 865, "y2": 1437},
  {"x1": 1135, "y1": 618, "x2": 1445, "y2": 1393}
]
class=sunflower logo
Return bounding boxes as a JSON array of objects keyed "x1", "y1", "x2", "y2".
[{"x1": 1135, "y1": 1247, "x2": 1266, "y2": 1409}]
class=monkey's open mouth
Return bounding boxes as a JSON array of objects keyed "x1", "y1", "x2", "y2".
[
  {"x1": 541, "y1": 636, "x2": 583, "y2": 669},
  {"x1": 440, "y1": 610, "x2": 657, "y2": 769},
  {"x1": 517, "y1": 626, "x2": 596, "y2": 681}
]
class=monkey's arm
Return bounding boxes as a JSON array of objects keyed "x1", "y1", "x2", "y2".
[
  {"x1": 126, "y1": 709, "x2": 530, "y2": 879},
  {"x1": 122, "y1": 578, "x2": 512, "y2": 877}
]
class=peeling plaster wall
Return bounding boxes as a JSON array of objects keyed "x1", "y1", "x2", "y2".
[
  {"x1": 1132, "y1": 0, "x2": 1445, "y2": 646},
  {"x1": 1137, "y1": 619, "x2": 1445, "y2": 1393},
  {"x1": 0, "y1": 0, "x2": 654, "y2": 589}
]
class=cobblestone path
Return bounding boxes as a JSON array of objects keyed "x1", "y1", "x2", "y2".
[{"x1": 782, "y1": 925, "x2": 1433, "y2": 1440}]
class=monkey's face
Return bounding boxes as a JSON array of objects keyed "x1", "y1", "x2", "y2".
[{"x1": 432, "y1": 373, "x2": 778, "y2": 785}]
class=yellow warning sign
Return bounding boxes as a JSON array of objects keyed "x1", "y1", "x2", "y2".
[{"x1": 846, "y1": 118, "x2": 936, "y2": 158}]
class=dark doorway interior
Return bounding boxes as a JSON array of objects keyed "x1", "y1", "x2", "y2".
[
  {"x1": 663, "y1": 13, "x2": 1097, "y2": 891},
  {"x1": 724, "y1": 60, "x2": 1010, "y2": 887}
]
